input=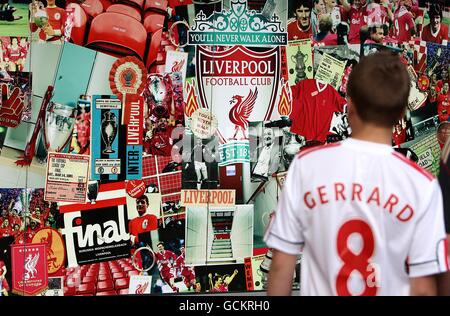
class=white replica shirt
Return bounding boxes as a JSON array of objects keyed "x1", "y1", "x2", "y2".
[{"x1": 264, "y1": 138, "x2": 449, "y2": 296}]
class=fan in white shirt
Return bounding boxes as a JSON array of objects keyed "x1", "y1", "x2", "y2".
[{"x1": 265, "y1": 51, "x2": 449, "y2": 296}]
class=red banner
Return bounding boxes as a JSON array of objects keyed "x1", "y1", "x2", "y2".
[
  {"x1": 11, "y1": 243, "x2": 48, "y2": 296},
  {"x1": 244, "y1": 257, "x2": 254, "y2": 291}
]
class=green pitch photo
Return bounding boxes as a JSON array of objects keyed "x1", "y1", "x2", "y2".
[{"x1": 0, "y1": 3, "x2": 29, "y2": 37}]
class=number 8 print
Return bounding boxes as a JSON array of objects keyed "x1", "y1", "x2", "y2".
[{"x1": 336, "y1": 219, "x2": 378, "y2": 296}]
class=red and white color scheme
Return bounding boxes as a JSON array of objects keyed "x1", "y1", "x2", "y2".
[
  {"x1": 264, "y1": 138, "x2": 449, "y2": 296},
  {"x1": 393, "y1": 5, "x2": 415, "y2": 42},
  {"x1": 11, "y1": 243, "x2": 48, "y2": 296},
  {"x1": 30, "y1": 5, "x2": 66, "y2": 42},
  {"x1": 195, "y1": 45, "x2": 281, "y2": 144},
  {"x1": 155, "y1": 249, "x2": 177, "y2": 285},
  {"x1": 289, "y1": 79, "x2": 346, "y2": 143}
]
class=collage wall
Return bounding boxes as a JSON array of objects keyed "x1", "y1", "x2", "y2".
[{"x1": 0, "y1": 0, "x2": 448, "y2": 296}]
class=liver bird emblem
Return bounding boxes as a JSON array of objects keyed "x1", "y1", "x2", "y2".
[
  {"x1": 24, "y1": 253, "x2": 39, "y2": 281},
  {"x1": 41, "y1": 231, "x2": 58, "y2": 269},
  {"x1": 171, "y1": 59, "x2": 185, "y2": 73},
  {"x1": 228, "y1": 87, "x2": 258, "y2": 140}
]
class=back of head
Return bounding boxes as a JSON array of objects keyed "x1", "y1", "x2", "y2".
[
  {"x1": 318, "y1": 14, "x2": 333, "y2": 33},
  {"x1": 347, "y1": 51, "x2": 410, "y2": 128}
]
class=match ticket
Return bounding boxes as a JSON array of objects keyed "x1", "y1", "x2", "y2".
[{"x1": 45, "y1": 153, "x2": 90, "y2": 203}]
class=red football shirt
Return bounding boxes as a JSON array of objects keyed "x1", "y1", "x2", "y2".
[
  {"x1": 128, "y1": 214, "x2": 158, "y2": 244},
  {"x1": 392, "y1": 129, "x2": 407, "y2": 146},
  {"x1": 320, "y1": 33, "x2": 338, "y2": 45},
  {"x1": 30, "y1": 6, "x2": 66, "y2": 41},
  {"x1": 393, "y1": 6, "x2": 415, "y2": 42},
  {"x1": 421, "y1": 23, "x2": 449, "y2": 44},
  {"x1": 0, "y1": 227, "x2": 12, "y2": 238},
  {"x1": 289, "y1": 79, "x2": 347, "y2": 142},
  {"x1": 347, "y1": 7, "x2": 367, "y2": 44},
  {"x1": 155, "y1": 250, "x2": 177, "y2": 272},
  {"x1": 287, "y1": 20, "x2": 313, "y2": 41}
]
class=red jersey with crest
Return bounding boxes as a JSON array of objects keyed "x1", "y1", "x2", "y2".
[
  {"x1": 393, "y1": 6, "x2": 415, "y2": 42},
  {"x1": 128, "y1": 214, "x2": 158, "y2": 244},
  {"x1": 31, "y1": 6, "x2": 66, "y2": 41},
  {"x1": 347, "y1": 7, "x2": 367, "y2": 43},
  {"x1": 421, "y1": 23, "x2": 449, "y2": 45},
  {"x1": 148, "y1": 130, "x2": 173, "y2": 156},
  {"x1": 290, "y1": 79, "x2": 347, "y2": 142}
]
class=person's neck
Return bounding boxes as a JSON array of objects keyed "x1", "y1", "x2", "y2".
[{"x1": 351, "y1": 125, "x2": 393, "y2": 146}]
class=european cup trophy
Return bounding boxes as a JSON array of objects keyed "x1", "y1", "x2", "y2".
[
  {"x1": 30, "y1": 1, "x2": 48, "y2": 28},
  {"x1": 44, "y1": 102, "x2": 76, "y2": 153},
  {"x1": 101, "y1": 111, "x2": 118, "y2": 154}
]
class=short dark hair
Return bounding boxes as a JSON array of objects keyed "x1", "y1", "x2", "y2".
[
  {"x1": 157, "y1": 242, "x2": 164, "y2": 247},
  {"x1": 293, "y1": 0, "x2": 313, "y2": 11},
  {"x1": 428, "y1": 3, "x2": 443, "y2": 19},
  {"x1": 136, "y1": 194, "x2": 149, "y2": 205},
  {"x1": 347, "y1": 51, "x2": 410, "y2": 127}
]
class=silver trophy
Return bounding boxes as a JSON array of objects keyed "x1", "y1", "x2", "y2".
[
  {"x1": 44, "y1": 102, "x2": 76, "y2": 152},
  {"x1": 101, "y1": 111, "x2": 118, "y2": 154}
]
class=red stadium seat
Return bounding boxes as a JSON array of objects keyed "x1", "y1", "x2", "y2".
[
  {"x1": 144, "y1": 0, "x2": 168, "y2": 15},
  {"x1": 143, "y1": 13, "x2": 165, "y2": 34},
  {"x1": 81, "y1": 0, "x2": 104, "y2": 18},
  {"x1": 114, "y1": 0, "x2": 144, "y2": 10},
  {"x1": 97, "y1": 280, "x2": 115, "y2": 292},
  {"x1": 118, "y1": 288, "x2": 129, "y2": 295},
  {"x1": 106, "y1": 4, "x2": 142, "y2": 21},
  {"x1": 82, "y1": 276, "x2": 96, "y2": 284},
  {"x1": 110, "y1": 267, "x2": 122, "y2": 274},
  {"x1": 96, "y1": 291, "x2": 118, "y2": 296},
  {"x1": 98, "y1": 273, "x2": 112, "y2": 281},
  {"x1": 76, "y1": 283, "x2": 96, "y2": 295},
  {"x1": 146, "y1": 28, "x2": 163, "y2": 69},
  {"x1": 115, "y1": 278, "x2": 130, "y2": 290},
  {"x1": 86, "y1": 12, "x2": 148, "y2": 59},
  {"x1": 113, "y1": 272, "x2": 126, "y2": 279},
  {"x1": 128, "y1": 270, "x2": 139, "y2": 277},
  {"x1": 99, "y1": 267, "x2": 110, "y2": 273}
]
